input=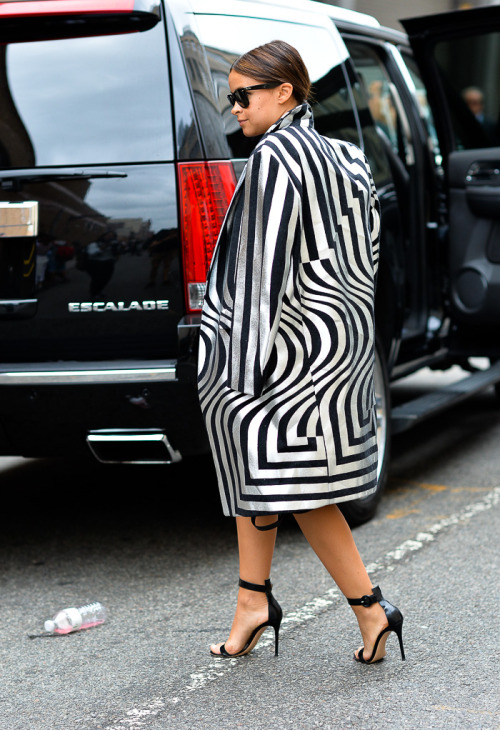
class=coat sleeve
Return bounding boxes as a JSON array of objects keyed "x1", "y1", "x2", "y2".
[{"x1": 227, "y1": 145, "x2": 300, "y2": 397}]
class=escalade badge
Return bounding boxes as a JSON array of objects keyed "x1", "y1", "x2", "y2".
[{"x1": 68, "y1": 300, "x2": 169, "y2": 313}]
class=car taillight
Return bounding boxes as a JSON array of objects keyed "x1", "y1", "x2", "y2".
[
  {"x1": 0, "y1": 0, "x2": 159, "y2": 42},
  {"x1": 177, "y1": 161, "x2": 237, "y2": 313},
  {"x1": 0, "y1": 1, "x2": 136, "y2": 17}
]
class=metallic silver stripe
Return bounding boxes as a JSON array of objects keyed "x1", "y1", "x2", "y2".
[{"x1": 0, "y1": 360, "x2": 177, "y2": 385}]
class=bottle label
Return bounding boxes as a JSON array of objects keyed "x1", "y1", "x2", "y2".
[{"x1": 65, "y1": 607, "x2": 83, "y2": 629}]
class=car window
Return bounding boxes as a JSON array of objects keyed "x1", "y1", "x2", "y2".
[
  {"x1": 399, "y1": 52, "x2": 441, "y2": 165},
  {"x1": 193, "y1": 16, "x2": 362, "y2": 157},
  {"x1": 343, "y1": 60, "x2": 392, "y2": 188},
  {"x1": 344, "y1": 40, "x2": 412, "y2": 167},
  {"x1": 0, "y1": 23, "x2": 173, "y2": 168},
  {"x1": 432, "y1": 32, "x2": 500, "y2": 149}
]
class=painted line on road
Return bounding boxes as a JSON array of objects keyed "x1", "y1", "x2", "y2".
[{"x1": 103, "y1": 485, "x2": 500, "y2": 730}]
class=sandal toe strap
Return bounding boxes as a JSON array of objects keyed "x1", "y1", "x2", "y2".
[{"x1": 356, "y1": 647, "x2": 366, "y2": 663}]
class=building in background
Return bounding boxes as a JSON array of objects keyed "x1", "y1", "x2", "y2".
[{"x1": 319, "y1": 0, "x2": 500, "y2": 32}]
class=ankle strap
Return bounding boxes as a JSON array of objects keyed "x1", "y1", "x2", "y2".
[
  {"x1": 347, "y1": 585, "x2": 382, "y2": 607},
  {"x1": 251, "y1": 515, "x2": 284, "y2": 531},
  {"x1": 239, "y1": 578, "x2": 272, "y2": 593}
]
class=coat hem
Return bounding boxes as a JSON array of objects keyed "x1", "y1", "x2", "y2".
[{"x1": 223, "y1": 485, "x2": 378, "y2": 518}]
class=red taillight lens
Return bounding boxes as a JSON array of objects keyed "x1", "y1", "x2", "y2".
[
  {"x1": 0, "y1": 1, "x2": 159, "y2": 41},
  {"x1": 177, "y1": 161, "x2": 236, "y2": 312},
  {"x1": 0, "y1": 1, "x2": 136, "y2": 17}
]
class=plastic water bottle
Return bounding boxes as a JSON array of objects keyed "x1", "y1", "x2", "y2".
[{"x1": 44, "y1": 602, "x2": 107, "y2": 634}]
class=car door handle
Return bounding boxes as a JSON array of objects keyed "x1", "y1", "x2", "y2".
[{"x1": 466, "y1": 162, "x2": 500, "y2": 184}]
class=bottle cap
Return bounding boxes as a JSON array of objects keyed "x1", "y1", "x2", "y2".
[{"x1": 44, "y1": 620, "x2": 56, "y2": 632}]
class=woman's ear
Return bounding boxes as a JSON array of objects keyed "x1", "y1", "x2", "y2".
[{"x1": 277, "y1": 82, "x2": 295, "y2": 105}]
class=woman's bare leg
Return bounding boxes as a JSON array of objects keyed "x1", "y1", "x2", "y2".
[
  {"x1": 294, "y1": 504, "x2": 389, "y2": 661},
  {"x1": 210, "y1": 514, "x2": 278, "y2": 655}
]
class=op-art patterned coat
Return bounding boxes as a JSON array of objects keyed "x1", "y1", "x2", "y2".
[{"x1": 198, "y1": 103, "x2": 381, "y2": 518}]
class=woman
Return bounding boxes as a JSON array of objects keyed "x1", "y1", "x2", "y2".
[{"x1": 198, "y1": 40, "x2": 405, "y2": 665}]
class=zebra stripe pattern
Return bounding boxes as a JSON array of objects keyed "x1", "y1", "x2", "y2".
[{"x1": 198, "y1": 104, "x2": 381, "y2": 518}]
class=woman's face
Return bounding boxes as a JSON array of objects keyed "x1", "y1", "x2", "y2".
[{"x1": 228, "y1": 70, "x2": 296, "y2": 137}]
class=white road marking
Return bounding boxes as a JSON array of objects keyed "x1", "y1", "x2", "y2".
[{"x1": 104, "y1": 485, "x2": 500, "y2": 730}]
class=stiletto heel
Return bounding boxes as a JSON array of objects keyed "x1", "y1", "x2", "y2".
[
  {"x1": 395, "y1": 621, "x2": 406, "y2": 661},
  {"x1": 211, "y1": 578, "x2": 283, "y2": 658},
  {"x1": 347, "y1": 586, "x2": 405, "y2": 664}
]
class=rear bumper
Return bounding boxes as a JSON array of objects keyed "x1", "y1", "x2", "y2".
[{"x1": 0, "y1": 356, "x2": 209, "y2": 460}]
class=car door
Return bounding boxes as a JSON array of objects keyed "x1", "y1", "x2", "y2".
[{"x1": 402, "y1": 6, "x2": 500, "y2": 352}]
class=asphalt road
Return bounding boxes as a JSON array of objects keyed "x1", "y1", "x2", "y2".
[{"x1": 0, "y1": 367, "x2": 499, "y2": 730}]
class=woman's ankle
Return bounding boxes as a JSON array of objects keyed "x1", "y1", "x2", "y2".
[
  {"x1": 351, "y1": 602, "x2": 387, "y2": 631},
  {"x1": 237, "y1": 586, "x2": 269, "y2": 609}
]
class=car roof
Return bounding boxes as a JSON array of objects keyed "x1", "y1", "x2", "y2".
[{"x1": 187, "y1": 0, "x2": 379, "y2": 28}]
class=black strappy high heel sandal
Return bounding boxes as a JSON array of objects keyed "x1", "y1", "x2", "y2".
[
  {"x1": 210, "y1": 578, "x2": 283, "y2": 658},
  {"x1": 347, "y1": 586, "x2": 405, "y2": 664}
]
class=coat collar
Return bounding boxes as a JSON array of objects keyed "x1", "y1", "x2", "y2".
[
  {"x1": 266, "y1": 102, "x2": 313, "y2": 135},
  {"x1": 222, "y1": 104, "x2": 313, "y2": 226},
  {"x1": 208, "y1": 104, "x2": 313, "y2": 275}
]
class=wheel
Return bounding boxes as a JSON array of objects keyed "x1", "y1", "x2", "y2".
[
  {"x1": 340, "y1": 336, "x2": 391, "y2": 527},
  {"x1": 490, "y1": 360, "x2": 500, "y2": 403}
]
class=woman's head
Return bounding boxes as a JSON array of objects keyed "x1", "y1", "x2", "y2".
[
  {"x1": 228, "y1": 40, "x2": 311, "y2": 137},
  {"x1": 231, "y1": 40, "x2": 311, "y2": 105}
]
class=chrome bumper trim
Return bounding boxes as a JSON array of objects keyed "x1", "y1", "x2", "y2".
[
  {"x1": 0, "y1": 299, "x2": 38, "y2": 317},
  {"x1": 0, "y1": 360, "x2": 177, "y2": 385}
]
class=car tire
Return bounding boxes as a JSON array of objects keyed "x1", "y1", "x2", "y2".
[
  {"x1": 340, "y1": 335, "x2": 391, "y2": 527},
  {"x1": 490, "y1": 359, "x2": 500, "y2": 402}
]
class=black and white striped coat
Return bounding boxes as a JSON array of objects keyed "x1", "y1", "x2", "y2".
[{"x1": 198, "y1": 104, "x2": 381, "y2": 518}]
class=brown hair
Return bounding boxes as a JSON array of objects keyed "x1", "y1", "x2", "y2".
[{"x1": 231, "y1": 40, "x2": 311, "y2": 105}]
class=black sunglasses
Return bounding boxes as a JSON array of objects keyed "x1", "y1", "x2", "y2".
[{"x1": 227, "y1": 82, "x2": 282, "y2": 109}]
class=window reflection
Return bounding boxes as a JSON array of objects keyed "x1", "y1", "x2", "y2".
[
  {"x1": 1, "y1": 24, "x2": 173, "y2": 168},
  {"x1": 1, "y1": 166, "x2": 180, "y2": 308},
  {"x1": 401, "y1": 53, "x2": 441, "y2": 165},
  {"x1": 193, "y1": 16, "x2": 363, "y2": 159}
]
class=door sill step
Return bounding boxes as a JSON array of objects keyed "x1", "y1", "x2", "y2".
[{"x1": 391, "y1": 361, "x2": 500, "y2": 434}]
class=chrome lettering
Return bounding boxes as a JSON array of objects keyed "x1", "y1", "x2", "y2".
[{"x1": 68, "y1": 299, "x2": 170, "y2": 313}]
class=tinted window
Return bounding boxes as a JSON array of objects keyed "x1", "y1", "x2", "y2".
[
  {"x1": 433, "y1": 32, "x2": 500, "y2": 149},
  {"x1": 400, "y1": 52, "x2": 441, "y2": 165},
  {"x1": 346, "y1": 42, "x2": 405, "y2": 159},
  {"x1": 343, "y1": 60, "x2": 392, "y2": 188},
  {"x1": 342, "y1": 42, "x2": 401, "y2": 186},
  {"x1": 0, "y1": 24, "x2": 173, "y2": 168},
  {"x1": 193, "y1": 16, "x2": 362, "y2": 158}
]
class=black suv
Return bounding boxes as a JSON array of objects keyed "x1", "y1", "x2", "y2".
[{"x1": 0, "y1": 0, "x2": 499, "y2": 524}]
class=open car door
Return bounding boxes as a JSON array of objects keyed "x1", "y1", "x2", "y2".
[{"x1": 402, "y1": 7, "x2": 500, "y2": 354}]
